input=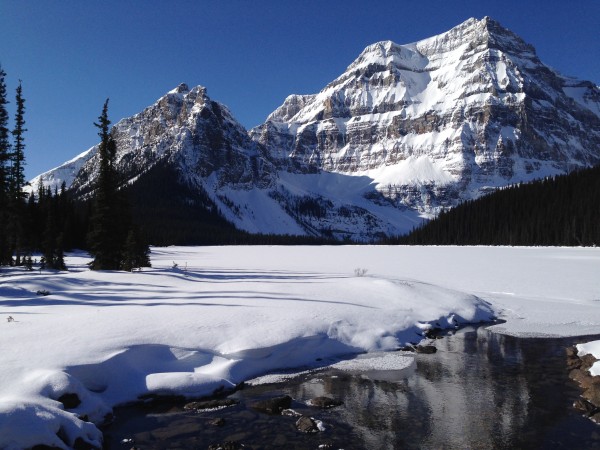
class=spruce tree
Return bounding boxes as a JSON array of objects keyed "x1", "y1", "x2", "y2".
[
  {"x1": 121, "y1": 226, "x2": 151, "y2": 271},
  {"x1": 87, "y1": 100, "x2": 151, "y2": 270},
  {"x1": 8, "y1": 81, "x2": 27, "y2": 265},
  {"x1": 88, "y1": 99, "x2": 123, "y2": 270},
  {"x1": 10, "y1": 81, "x2": 26, "y2": 199},
  {"x1": 0, "y1": 65, "x2": 11, "y2": 265}
]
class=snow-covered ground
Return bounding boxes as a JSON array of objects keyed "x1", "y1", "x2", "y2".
[{"x1": 1, "y1": 245, "x2": 599, "y2": 448}]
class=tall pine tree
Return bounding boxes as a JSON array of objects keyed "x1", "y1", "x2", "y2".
[
  {"x1": 0, "y1": 65, "x2": 11, "y2": 265},
  {"x1": 8, "y1": 81, "x2": 27, "y2": 265},
  {"x1": 87, "y1": 100, "x2": 151, "y2": 270},
  {"x1": 88, "y1": 99, "x2": 124, "y2": 270}
]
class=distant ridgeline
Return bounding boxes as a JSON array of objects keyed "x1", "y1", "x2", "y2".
[{"x1": 394, "y1": 164, "x2": 600, "y2": 246}]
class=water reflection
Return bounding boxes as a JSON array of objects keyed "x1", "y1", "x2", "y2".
[{"x1": 104, "y1": 327, "x2": 600, "y2": 449}]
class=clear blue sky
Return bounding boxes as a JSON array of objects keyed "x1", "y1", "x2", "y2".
[{"x1": 1, "y1": 0, "x2": 598, "y2": 179}]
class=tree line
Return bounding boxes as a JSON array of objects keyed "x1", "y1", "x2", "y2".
[
  {"x1": 0, "y1": 66, "x2": 29, "y2": 266},
  {"x1": 392, "y1": 164, "x2": 600, "y2": 246},
  {"x1": 0, "y1": 65, "x2": 150, "y2": 271}
]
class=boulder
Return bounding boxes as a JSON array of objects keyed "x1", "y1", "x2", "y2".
[
  {"x1": 296, "y1": 415, "x2": 320, "y2": 433},
  {"x1": 183, "y1": 398, "x2": 238, "y2": 411},
  {"x1": 307, "y1": 396, "x2": 343, "y2": 409},
  {"x1": 415, "y1": 345, "x2": 437, "y2": 354},
  {"x1": 209, "y1": 417, "x2": 226, "y2": 427},
  {"x1": 573, "y1": 398, "x2": 599, "y2": 416},
  {"x1": 580, "y1": 354, "x2": 598, "y2": 372},
  {"x1": 423, "y1": 327, "x2": 444, "y2": 339},
  {"x1": 570, "y1": 368, "x2": 590, "y2": 384},
  {"x1": 249, "y1": 395, "x2": 292, "y2": 414},
  {"x1": 582, "y1": 386, "x2": 600, "y2": 406}
]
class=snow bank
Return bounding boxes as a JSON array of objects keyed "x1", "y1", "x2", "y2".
[{"x1": 1, "y1": 245, "x2": 599, "y2": 447}]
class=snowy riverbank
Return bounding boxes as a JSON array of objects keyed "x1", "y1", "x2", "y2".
[{"x1": 1, "y1": 246, "x2": 599, "y2": 448}]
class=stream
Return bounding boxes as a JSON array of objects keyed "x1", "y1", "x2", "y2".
[{"x1": 102, "y1": 326, "x2": 600, "y2": 449}]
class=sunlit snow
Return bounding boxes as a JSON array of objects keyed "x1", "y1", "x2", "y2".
[{"x1": 1, "y1": 245, "x2": 599, "y2": 448}]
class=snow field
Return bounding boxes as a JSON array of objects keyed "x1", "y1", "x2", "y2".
[{"x1": 1, "y1": 245, "x2": 599, "y2": 448}]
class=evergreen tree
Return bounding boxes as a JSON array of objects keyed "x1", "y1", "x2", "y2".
[
  {"x1": 0, "y1": 65, "x2": 11, "y2": 265},
  {"x1": 8, "y1": 81, "x2": 27, "y2": 265},
  {"x1": 121, "y1": 226, "x2": 151, "y2": 271},
  {"x1": 10, "y1": 81, "x2": 26, "y2": 199},
  {"x1": 88, "y1": 99, "x2": 123, "y2": 270}
]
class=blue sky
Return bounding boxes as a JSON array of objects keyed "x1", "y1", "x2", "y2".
[{"x1": 1, "y1": 0, "x2": 599, "y2": 179}]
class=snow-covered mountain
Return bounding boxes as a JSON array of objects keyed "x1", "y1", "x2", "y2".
[
  {"x1": 30, "y1": 17, "x2": 600, "y2": 240},
  {"x1": 251, "y1": 16, "x2": 600, "y2": 216}
]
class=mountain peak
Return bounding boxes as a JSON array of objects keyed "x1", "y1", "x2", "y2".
[
  {"x1": 346, "y1": 39, "x2": 423, "y2": 74},
  {"x1": 168, "y1": 83, "x2": 190, "y2": 94},
  {"x1": 415, "y1": 16, "x2": 536, "y2": 57},
  {"x1": 29, "y1": 17, "x2": 600, "y2": 242}
]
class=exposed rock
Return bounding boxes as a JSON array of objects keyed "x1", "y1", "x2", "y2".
[
  {"x1": 423, "y1": 328, "x2": 444, "y2": 340},
  {"x1": 249, "y1": 395, "x2": 292, "y2": 414},
  {"x1": 183, "y1": 398, "x2": 239, "y2": 411},
  {"x1": 572, "y1": 369, "x2": 600, "y2": 390},
  {"x1": 30, "y1": 17, "x2": 600, "y2": 242},
  {"x1": 568, "y1": 346, "x2": 600, "y2": 425},
  {"x1": 307, "y1": 396, "x2": 343, "y2": 409},
  {"x1": 415, "y1": 345, "x2": 437, "y2": 354},
  {"x1": 582, "y1": 387, "x2": 600, "y2": 406},
  {"x1": 570, "y1": 368, "x2": 590, "y2": 384},
  {"x1": 209, "y1": 417, "x2": 226, "y2": 427},
  {"x1": 295, "y1": 415, "x2": 321, "y2": 433},
  {"x1": 566, "y1": 346, "x2": 583, "y2": 369},
  {"x1": 573, "y1": 398, "x2": 599, "y2": 416},
  {"x1": 251, "y1": 17, "x2": 600, "y2": 221},
  {"x1": 207, "y1": 441, "x2": 245, "y2": 450},
  {"x1": 580, "y1": 354, "x2": 598, "y2": 372},
  {"x1": 566, "y1": 346, "x2": 579, "y2": 358}
]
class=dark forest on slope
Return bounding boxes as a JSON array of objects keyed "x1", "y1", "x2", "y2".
[{"x1": 392, "y1": 164, "x2": 600, "y2": 246}]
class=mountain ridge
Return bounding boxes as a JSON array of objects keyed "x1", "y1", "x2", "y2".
[{"x1": 29, "y1": 17, "x2": 600, "y2": 241}]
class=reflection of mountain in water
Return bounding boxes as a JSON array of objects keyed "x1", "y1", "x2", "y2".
[
  {"x1": 295, "y1": 327, "x2": 598, "y2": 449},
  {"x1": 104, "y1": 328, "x2": 600, "y2": 449},
  {"x1": 413, "y1": 328, "x2": 530, "y2": 449}
]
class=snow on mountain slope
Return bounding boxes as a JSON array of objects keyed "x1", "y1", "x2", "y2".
[
  {"x1": 69, "y1": 83, "x2": 275, "y2": 197},
  {"x1": 30, "y1": 84, "x2": 420, "y2": 240},
  {"x1": 251, "y1": 16, "x2": 600, "y2": 216},
  {"x1": 29, "y1": 17, "x2": 600, "y2": 239},
  {"x1": 27, "y1": 148, "x2": 94, "y2": 195}
]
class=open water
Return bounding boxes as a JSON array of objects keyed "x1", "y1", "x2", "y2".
[{"x1": 102, "y1": 326, "x2": 600, "y2": 449}]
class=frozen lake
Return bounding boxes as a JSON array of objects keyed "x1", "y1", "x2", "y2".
[{"x1": 2, "y1": 245, "x2": 599, "y2": 448}]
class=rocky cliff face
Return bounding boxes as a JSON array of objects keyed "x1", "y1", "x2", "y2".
[
  {"x1": 251, "y1": 17, "x2": 600, "y2": 215},
  {"x1": 30, "y1": 17, "x2": 600, "y2": 240},
  {"x1": 62, "y1": 83, "x2": 275, "y2": 198}
]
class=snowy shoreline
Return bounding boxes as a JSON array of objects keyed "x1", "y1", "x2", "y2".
[{"x1": 1, "y1": 245, "x2": 599, "y2": 449}]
